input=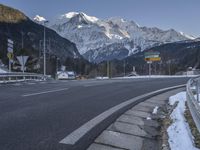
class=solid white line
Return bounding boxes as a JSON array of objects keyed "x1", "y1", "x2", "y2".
[
  {"x1": 22, "y1": 88, "x2": 69, "y2": 97},
  {"x1": 59, "y1": 84, "x2": 185, "y2": 145}
]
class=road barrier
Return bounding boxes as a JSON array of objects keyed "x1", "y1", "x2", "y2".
[
  {"x1": 0, "y1": 72, "x2": 45, "y2": 83},
  {"x1": 186, "y1": 76, "x2": 200, "y2": 132}
]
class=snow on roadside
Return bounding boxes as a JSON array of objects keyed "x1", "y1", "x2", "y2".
[
  {"x1": 168, "y1": 92, "x2": 199, "y2": 150},
  {"x1": 146, "y1": 117, "x2": 151, "y2": 120},
  {"x1": 0, "y1": 68, "x2": 6, "y2": 73},
  {"x1": 152, "y1": 106, "x2": 159, "y2": 114}
]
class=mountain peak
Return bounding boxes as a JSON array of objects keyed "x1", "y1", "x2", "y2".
[
  {"x1": 33, "y1": 15, "x2": 46, "y2": 22},
  {"x1": 0, "y1": 4, "x2": 27, "y2": 23},
  {"x1": 63, "y1": 12, "x2": 79, "y2": 19},
  {"x1": 61, "y1": 12, "x2": 99, "y2": 23},
  {"x1": 50, "y1": 12, "x2": 196, "y2": 62}
]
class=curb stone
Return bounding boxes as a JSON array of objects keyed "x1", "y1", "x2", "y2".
[{"x1": 87, "y1": 88, "x2": 185, "y2": 150}]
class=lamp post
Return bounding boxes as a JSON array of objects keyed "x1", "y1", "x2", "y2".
[
  {"x1": 43, "y1": 20, "x2": 49, "y2": 77},
  {"x1": 21, "y1": 31, "x2": 25, "y2": 74}
]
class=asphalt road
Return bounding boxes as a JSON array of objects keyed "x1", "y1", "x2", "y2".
[{"x1": 0, "y1": 78, "x2": 189, "y2": 150}]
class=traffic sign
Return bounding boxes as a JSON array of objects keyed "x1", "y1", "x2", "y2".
[
  {"x1": 144, "y1": 51, "x2": 161, "y2": 62},
  {"x1": 7, "y1": 47, "x2": 13, "y2": 53},
  {"x1": 17, "y1": 56, "x2": 29, "y2": 72},
  {"x1": 7, "y1": 52, "x2": 14, "y2": 60},
  {"x1": 145, "y1": 57, "x2": 161, "y2": 62},
  {"x1": 145, "y1": 55, "x2": 160, "y2": 58},
  {"x1": 144, "y1": 51, "x2": 160, "y2": 56},
  {"x1": 7, "y1": 39, "x2": 13, "y2": 53},
  {"x1": 147, "y1": 61, "x2": 152, "y2": 64},
  {"x1": 7, "y1": 39, "x2": 14, "y2": 45},
  {"x1": 7, "y1": 43, "x2": 13, "y2": 48}
]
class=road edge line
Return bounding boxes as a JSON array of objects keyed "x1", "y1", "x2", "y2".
[{"x1": 59, "y1": 84, "x2": 186, "y2": 145}]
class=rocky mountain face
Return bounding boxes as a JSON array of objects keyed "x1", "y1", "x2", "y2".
[
  {"x1": 50, "y1": 12, "x2": 195, "y2": 63},
  {"x1": 0, "y1": 4, "x2": 82, "y2": 75}
]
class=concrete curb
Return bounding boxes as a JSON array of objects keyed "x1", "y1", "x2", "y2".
[
  {"x1": 60, "y1": 84, "x2": 186, "y2": 149},
  {"x1": 87, "y1": 88, "x2": 185, "y2": 150}
]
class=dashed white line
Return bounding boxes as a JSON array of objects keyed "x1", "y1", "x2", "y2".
[
  {"x1": 39, "y1": 82, "x2": 47, "y2": 84},
  {"x1": 26, "y1": 83, "x2": 36, "y2": 85},
  {"x1": 22, "y1": 88, "x2": 69, "y2": 97}
]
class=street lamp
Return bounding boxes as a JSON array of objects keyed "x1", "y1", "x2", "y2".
[{"x1": 43, "y1": 20, "x2": 49, "y2": 76}]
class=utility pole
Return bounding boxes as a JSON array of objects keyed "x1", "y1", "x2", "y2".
[
  {"x1": 124, "y1": 59, "x2": 126, "y2": 77},
  {"x1": 56, "y1": 57, "x2": 59, "y2": 73},
  {"x1": 107, "y1": 60, "x2": 109, "y2": 78},
  {"x1": 21, "y1": 31, "x2": 25, "y2": 74},
  {"x1": 168, "y1": 60, "x2": 171, "y2": 75},
  {"x1": 21, "y1": 31, "x2": 24, "y2": 49},
  {"x1": 149, "y1": 63, "x2": 151, "y2": 76},
  {"x1": 159, "y1": 61, "x2": 162, "y2": 75},
  {"x1": 147, "y1": 61, "x2": 152, "y2": 77}
]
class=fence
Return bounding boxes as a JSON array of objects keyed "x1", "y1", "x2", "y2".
[{"x1": 186, "y1": 76, "x2": 200, "y2": 132}]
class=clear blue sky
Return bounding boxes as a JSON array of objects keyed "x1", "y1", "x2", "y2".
[{"x1": 0, "y1": 0, "x2": 199, "y2": 37}]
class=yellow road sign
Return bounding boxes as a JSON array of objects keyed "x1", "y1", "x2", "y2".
[
  {"x1": 7, "y1": 52, "x2": 14, "y2": 60},
  {"x1": 145, "y1": 57, "x2": 161, "y2": 62}
]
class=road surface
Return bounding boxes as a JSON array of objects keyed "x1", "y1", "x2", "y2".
[{"x1": 0, "y1": 78, "x2": 188, "y2": 150}]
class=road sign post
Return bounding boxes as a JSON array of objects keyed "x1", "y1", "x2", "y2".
[
  {"x1": 144, "y1": 51, "x2": 161, "y2": 77},
  {"x1": 147, "y1": 61, "x2": 152, "y2": 77}
]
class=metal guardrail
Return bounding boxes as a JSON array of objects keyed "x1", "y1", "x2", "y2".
[
  {"x1": 0, "y1": 72, "x2": 45, "y2": 83},
  {"x1": 186, "y1": 76, "x2": 200, "y2": 132}
]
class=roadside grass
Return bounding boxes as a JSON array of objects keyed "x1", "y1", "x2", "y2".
[{"x1": 185, "y1": 102, "x2": 200, "y2": 148}]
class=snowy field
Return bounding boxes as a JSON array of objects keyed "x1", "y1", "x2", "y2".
[{"x1": 168, "y1": 92, "x2": 199, "y2": 150}]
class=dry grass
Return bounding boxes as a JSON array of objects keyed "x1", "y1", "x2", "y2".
[{"x1": 185, "y1": 102, "x2": 200, "y2": 148}]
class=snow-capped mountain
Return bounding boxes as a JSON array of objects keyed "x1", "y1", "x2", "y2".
[
  {"x1": 49, "y1": 12, "x2": 195, "y2": 63},
  {"x1": 33, "y1": 15, "x2": 46, "y2": 22}
]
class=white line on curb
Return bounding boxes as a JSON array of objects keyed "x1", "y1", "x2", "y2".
[
  {"x1": 22, "y1": 88, "x2": 69, "y2": 97},
  {"x1": 59, "y1": 84, "x2": 185, "y2": 145}
]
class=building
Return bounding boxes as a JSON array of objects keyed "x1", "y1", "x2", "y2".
[{"x1": 57, "y1": 71, "x2": 76, "y2": 80}]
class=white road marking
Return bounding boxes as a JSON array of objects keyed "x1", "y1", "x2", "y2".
[
  {"x1": 84, "y1": 84, "x2": 100, "y2": 87},
  {"x1": 22, "y1": 88, "x2": 69, "y2": 97},
  {"x1": 14, "y1": 83, "x2": 22, "y2": 86},
  {"x1": 26, "y1": 82, "x2": 36, "y2": 85},
  {"x1": 83, "y1": 81, "x2": 114, "y2": 87},
  {"x1": 59, "y1": 84, "x2": 185, "y2": 145},
  {"x1": 39, "y1": 82, "x2": 47, "y2": 84}
]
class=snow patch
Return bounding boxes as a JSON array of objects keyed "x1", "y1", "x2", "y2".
[
  {"x1": 0, "y1": 68, "x2": 7, "y2": 73},
  {"x1": 33, "y1": 15, "x2": 46, "y2": 22},
  {"x1": 152, "y1": 106, "x2": 159, "y2": 114},
  {"x1": 77, "y1": 25, "x2": 83, "y2": 29},
  {"x1": 167, "y1": 92, "x2": 199, "y2": 150},
  {"x1": 146, "y1": 117, "x2": 152, "y2": 120},
  {"x1": 82, "y1": 12, "x2": 99, "y2": 23},
  {"x1": 179, "y1": 31, "x2": 196, "y2": 40},
  {"x1": 64, "y1": 12, "x2": 79, "y2": 19}
]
